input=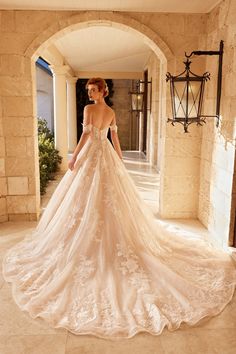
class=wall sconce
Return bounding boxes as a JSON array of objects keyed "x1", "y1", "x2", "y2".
[
  {"x1": 129, "y1": 79, "x2": 151, "y2": 114},
  {"x1": 129, "y1": 80, "x2": 144, "y2": 113},
  {"x1": 166, "y1": 40, "x2": 224, "y2": 133}
]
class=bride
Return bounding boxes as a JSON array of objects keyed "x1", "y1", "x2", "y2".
[{"x1": 2, "y1": 77, "x2": 236, "y2": 339}]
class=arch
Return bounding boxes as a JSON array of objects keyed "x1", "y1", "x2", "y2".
[
  {"x1": 26, "y1": 10, "x2": 172, "y2": 218},
  {"x1": 24, "y1": 11, "x2": 173, "y2": 63}
]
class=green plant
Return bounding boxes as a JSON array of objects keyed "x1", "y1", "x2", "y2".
[{"x1": 38, "y1": 117, "x2": 62, "y2": 195}]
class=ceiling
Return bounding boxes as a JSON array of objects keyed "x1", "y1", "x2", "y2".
[
  {"x1": 0, "y1": 0, "x2": 221, "y2": 13},
  {"x1": 54, "y1": 26, "x2": 152, "y2": 74}
]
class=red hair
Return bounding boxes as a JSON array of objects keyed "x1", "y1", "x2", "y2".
[{"x1": 86, "y1": 77, "x2": 109, "y2": 97}]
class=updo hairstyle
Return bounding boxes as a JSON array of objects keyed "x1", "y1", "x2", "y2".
[{"x1": 86, "y1": 77, "x2": 109, "y2": 97}]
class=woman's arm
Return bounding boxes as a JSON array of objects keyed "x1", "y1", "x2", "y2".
[{"x1": 68, "y1": 106, "x2": 91, "y2": 171}]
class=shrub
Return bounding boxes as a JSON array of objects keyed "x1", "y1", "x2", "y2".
[{"x1": 38, "y1": 117, "x2": 62, "y2": 195}]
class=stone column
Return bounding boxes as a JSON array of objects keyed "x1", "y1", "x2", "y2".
[
  {"x1": 50, "y1": 65, "x2": 69, "y2": 171},
  {"x1": 66, "y1": 77, "x2": 78, "y2": 153}
]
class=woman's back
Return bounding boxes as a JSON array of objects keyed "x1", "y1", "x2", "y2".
[{"x1": 86, "y1": 103, "x2": 115, "y2": 129}]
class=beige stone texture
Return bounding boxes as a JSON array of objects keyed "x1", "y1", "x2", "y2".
[
  {"x1": 26, "y1": 137, "x2": 36, "y2": 157},
  {"x1": 163, "y1": 176, "x2": 199, "y2": 196},
  {"x1": 0, "y1": 97, "x2": 2, "y2": 118},
  {"x1": 0, "y1": 54, "x2": 25, "y2": 77},
  {"x1": 112, "y1": 79, "x2": 132, "y2": 150},
  {"x1": 8, "y1": 177, "x2": 29, "y2": 195},
  {"x1": 3, "y1": 117, "x2": 34, "y2": 137},
  {"x1": 0, "y1": 214, "x2": 8, "y2": 222},
  {"x1": 0, "y1": 77, "x2": 32, "y2": 97},
  {"x1": 5, "y1": 157, "x2": 35, "y2": 176},
  {"x1": 6, "y1": 195, "x2": 38, "y2": 214},
  {"x1": 0, "y1": 177, "x2": 7, "y2": 196},
  {"x1": 0, "y1": 137, "x2": 5, "y2": 157},
  {"x1": 2, "y1": 97, "x2": 33, "y2": 117},
  {"x1": 164, "y1": 156, "x2": 200, "y2": 177},
  {"x1": 28, "y1": 176, "x2": 37, "y2": 195},
  {"x1": 8, "y1": 213, "x2": 39, "y2": 221},
  {"x1": 5, "y1": 137, "x2": 27, "y2": 157},
  {"x1": 198, "y1": 0, "x2": 236, "y2": 246},
  {"x1": 0, "y1": 196, "x2": 7, "y2": 216},
  {"x1": 0, "y1": 158, "x2": 5, "y2": 177},
  {"x1": 0, "y1": 118, "x2": 3, "y2": 137}
]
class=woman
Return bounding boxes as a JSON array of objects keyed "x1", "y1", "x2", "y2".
[{"x1": 2, "y1": 78, "x2": 236, "y2": 339}]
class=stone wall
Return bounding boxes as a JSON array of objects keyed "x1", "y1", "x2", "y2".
[
  {"x1": 112, "y1": 79, "x2": 132, "y2": 150},
  {"x1": 199, "y1": 0, "x2": 236, "y2": 247},
  {"x1": 0, "y1": 82, "x2": 6, "y2": 222},
  {"x1": 0, "y1": 42, "x2": 40, "y2": 221}
]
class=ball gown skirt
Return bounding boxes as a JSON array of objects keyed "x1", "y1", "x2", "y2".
[{"x1": 2, "y1": 123, "x2": 236, "y2": 339}]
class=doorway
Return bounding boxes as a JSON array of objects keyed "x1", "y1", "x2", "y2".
[{"x1": 142, "y1": 70, "x2": 148, "y2": 155}]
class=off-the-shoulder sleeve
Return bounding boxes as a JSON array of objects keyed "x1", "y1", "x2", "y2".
[
  {"x1": 81, "y1": 123, "x2": 92, "y2": 134},
  {"x1": 109, "y1": 123, "x2": 118, "y2": 133}
]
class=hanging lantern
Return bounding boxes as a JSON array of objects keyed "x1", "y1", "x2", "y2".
[
  {"x1": 129, "y1": 80, "x2": 144, "y2": 113},
  {"x1": 166, "y1": 59, "x2": 210, "y2": 132},
  {"x1": 166, "y1": 40, "x2": 224, "y2": 133},
  {"x1": 130, "y1": 92, "x2": 144, "y2": 112}
]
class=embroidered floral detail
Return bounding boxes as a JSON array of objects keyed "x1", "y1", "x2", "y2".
[
  {"x1": 100, "y1": 288, "x2": 117, "y2": 328},
  {"x1": 72, "y1": 255, "x2": 96, "y2": 286},
  {"x1": 132, "y1": 301, "x2": 163, "y2": 329},
  {"x1": 70, "y1": 293, "x2": 97, "y2": 329},
  {"x1": 116, "y1": 243, "x2": 151, "y2": 293},
  {"x1": 102, "y1": 185, "x2": 122, "y2": 219}
]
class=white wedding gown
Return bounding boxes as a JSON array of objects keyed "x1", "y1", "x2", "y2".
[{"x1": 2, "y1": 122, "x2": 236, "y2": 339}]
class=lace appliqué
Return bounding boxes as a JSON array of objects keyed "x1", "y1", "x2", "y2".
[
  {"x1": 18, "y1": 243, "x2": 65, "y2": 294},
  {"x1": 66, "y1": 287, "x2": 123, "y2": 331},
  {"x1": 99, "y1": 288, "x2": 119, "y2": 329},
  {"x1": 102, "y1": 184, "x2": 122, "y2": 220},
  {"x1": 109, "y1": 124, "x2": 118, "y2": 133},
  {"x1": 81, "y1": 123, "x2": 92, "y2": 134},
  {"x1": 69, "y1": 293, "x2": 98, "y2": 329},
  {"x1": 72, "y1": 255, "x2": 96, "y2": 286},
  {"x1": 132, "y1": 300, "x2": 166, "y2": 331},
  {"x1": 116, "y1": 243, "x2": 151, "y2": 293}
]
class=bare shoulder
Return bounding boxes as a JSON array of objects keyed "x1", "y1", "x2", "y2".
[
  {"x1": 106, "y1": 106, "x2": 115, "y2": 119},
  {"x1": 84, "y1": 104, "x2": 93, "y2": 112},
  {"x1": 106, "y1": 105, "x2": 115, "y2": 114}
]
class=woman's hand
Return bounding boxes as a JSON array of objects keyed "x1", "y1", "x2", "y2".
[{"x1": 68, "y1": 156, "x2": 76, "y2": 171}]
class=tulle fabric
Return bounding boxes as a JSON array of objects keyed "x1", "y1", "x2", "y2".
[{"x1": 2, "y1": 124, "x2": 236, "y2": 339}]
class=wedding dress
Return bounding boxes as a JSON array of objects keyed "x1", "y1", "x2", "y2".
[{"x1": 2, "y1": 121, "x2": 236, "y2": 339}]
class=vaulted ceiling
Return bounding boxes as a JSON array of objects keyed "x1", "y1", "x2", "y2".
[{"x1": 54, "y1": 26, "x2": 152, "y2": 75}]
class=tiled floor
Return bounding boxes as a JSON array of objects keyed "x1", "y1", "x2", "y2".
[{"x1": 0, "y1": 151, "x2": 236, "y2": 354}]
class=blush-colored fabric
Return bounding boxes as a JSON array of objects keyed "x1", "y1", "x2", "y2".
[{"x1": 2, "y1": 124, "x2": 236, "y2": 339}]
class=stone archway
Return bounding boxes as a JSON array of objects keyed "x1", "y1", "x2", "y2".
[
  {"x1": 1, "y1": 11, "x2": 174, "y2": 222},
  {"x1": 25, "y1": 12, "x2": 173, "y2": 62}
]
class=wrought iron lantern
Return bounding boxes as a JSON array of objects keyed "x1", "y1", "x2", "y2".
[
  {"x1": 166, "y1": 40, "x2": 224, "y2": 133},
  {"x1": 129, "y1": 80, "x2": 144, "y2": 113},
  {"x1": 129, "y1": 79, "x2": 152, "y2": 114}
]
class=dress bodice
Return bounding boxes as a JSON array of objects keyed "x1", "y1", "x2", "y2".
[
  {"x1": 82, "y1": 123, "x2": 118, "y2": 141},
  {"x1": 91, "y1": 125, "x2": 109, "y2": 140}
]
